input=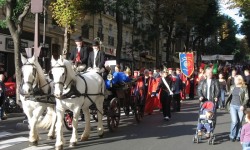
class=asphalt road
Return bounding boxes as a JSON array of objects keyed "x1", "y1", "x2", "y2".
[{"x1": 0, "y1": 99, "x2": 242, "y2": 150}]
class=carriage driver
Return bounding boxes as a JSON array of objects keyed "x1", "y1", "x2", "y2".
[
  {"x1": 87, "y1": 40, "x2": 105, "y2": 73},
  {"x1": 70, "y1": 36, "x2": 89, "y2": 72}
]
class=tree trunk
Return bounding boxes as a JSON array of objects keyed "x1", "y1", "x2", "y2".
[
  {"x1": 116, "y1": 5, "x2": 123, "y2": 64},
  {"x1": 165, "y1": 23, "x2": 174, "y2": 64},
  {"x1": 63, "y1": 26, "x2": 68, "y2": 58},
  {"x1": 13, "y1": 35, "x2": 22, "y2": 105},
  {"x1": 154, "y1": 0, "x2": 160, "y2": 68},
  {"x1": 185, "y1": 29, "x2": 190, "y2": 51}
]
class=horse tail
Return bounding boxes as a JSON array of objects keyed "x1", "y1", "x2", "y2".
[{"x1": 37, "y1": 106, "x2": 55, "y2": 130}]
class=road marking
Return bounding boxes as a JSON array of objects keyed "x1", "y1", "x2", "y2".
[
  {"x1": 22, "y1": 144, "x2": 54, "y2": 150},
  {"x1": 0, "y1": 132, "x2": 11, "y2": 138},
  {"x1": 0, "y1": 137, "x2": 28, "y2": 149}
]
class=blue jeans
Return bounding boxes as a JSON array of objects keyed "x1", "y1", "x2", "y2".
[
  {"x1": 219, "y1": 89, "x2": 225, "y2": 107},
  {"x1": 242, "y1": 142, "x2": 250, "y2": 150},
  {"x1": 197, "y1": 123, "x2": 211, "y2": 133},
  {"x1": 230, "y1": 104, "x2": 244, "y2": 139}
]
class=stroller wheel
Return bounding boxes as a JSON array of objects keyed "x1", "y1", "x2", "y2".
[
  {"x1": 193, "y1": 137, "x2": 197, "y2": 143},
  {"x1": 208, "y1": 139, "x2": 213, "y2": 145},
  {"x1": 211, "y1": 139, "x2": 215, "y2": 145}
]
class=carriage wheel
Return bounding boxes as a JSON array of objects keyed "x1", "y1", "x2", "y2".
[
  {"x1": 107, "y1": 98, "x2": 121, "y2": 132},
  {"x1": 134, "y1": 95, "x2": 144, "y2": 123},
  {"x1": 63, "y1": 110, "x2": 73, "y2": 131}
]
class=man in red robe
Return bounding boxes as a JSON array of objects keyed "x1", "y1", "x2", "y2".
[{"x1": 136, "y1": 69, "x2": 156, "y2": 115}]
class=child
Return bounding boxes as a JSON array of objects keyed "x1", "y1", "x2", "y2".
[
  {"x1": 197, "y1": 111, "x2": 213, "y2": 138},
  {"x1": 241, "y1": 111, "x2": 250, "y2": 150}
]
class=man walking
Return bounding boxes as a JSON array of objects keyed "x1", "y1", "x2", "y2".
[{"x1": 198, "y1": 67, "x2": 220, "y2": 103}]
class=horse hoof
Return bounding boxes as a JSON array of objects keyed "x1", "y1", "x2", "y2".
[
  {"x1": 48, "y1": 136, "x2": 55, "y2": 140},
  {"x1": 55, "y1": 145, "x2": 63, "y2": 150},
  {"x1": 29, "y1": 141, "x2": 38, "y2": 146},
  {"x1": 69, "y1": 142, "x2": 76, "y2": 147},
  {"x1": 80, "y1": 136, "x2": 89, "y2": 141}
]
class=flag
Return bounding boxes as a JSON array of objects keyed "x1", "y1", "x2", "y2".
[{"x1": 179, "y1": 52, "x2": 194, "y2": 77}]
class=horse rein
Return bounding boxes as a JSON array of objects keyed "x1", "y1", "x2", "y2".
[
  {"x1": 51, "y1": 64, "x2": 73, "y2": 90},
  {"x1": 21, "y1": 62, "x2": 38, "y2": 89}
]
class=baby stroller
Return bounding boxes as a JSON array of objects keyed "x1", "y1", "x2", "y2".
[{"x1": 193, "y1": 100, "x2": 217, "y2": 145}]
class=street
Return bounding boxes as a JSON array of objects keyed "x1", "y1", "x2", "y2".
[{"x1": 0, "y1": 99, "x2": 242, "y2": 150}]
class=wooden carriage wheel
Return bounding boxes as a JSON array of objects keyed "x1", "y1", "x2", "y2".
[{"x1": 107, "y1": 97, "x2": 121, "y2": 132}]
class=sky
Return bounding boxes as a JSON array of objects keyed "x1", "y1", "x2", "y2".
[{"x1": 219, "y1": 0, "x2": 245, "y2": 38}]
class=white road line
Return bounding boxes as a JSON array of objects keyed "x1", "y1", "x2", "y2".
[
  {"x1": 0, "y1": 132, "x2": 11, "y2": 138},
  {"x1": 22, "y1": 144, "x2": 54, "y2": 150},
  {"x1": 0, "y1": 137, "x2": 28, "y2": 149}
]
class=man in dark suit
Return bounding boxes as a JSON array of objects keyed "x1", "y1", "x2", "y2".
[
  {"x1": 198, "y1": 67, "x2": 220, "y2": 103},
  {"x1": 69, "y1": 36, "x2": 89, "y2": 72},
  {"x1": 87, "y1": 40, "x2": 105, "y2": 73}
]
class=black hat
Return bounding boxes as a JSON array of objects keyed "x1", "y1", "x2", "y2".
[
  {"x1": 74, "y1": 36, "x2": 82, "y2": 42},
  {"x1": 92, "y1": 40, "x2": 100, "y2": 46}
]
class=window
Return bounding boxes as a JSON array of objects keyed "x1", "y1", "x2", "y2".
[
  {"x1": 108, "y1": 36, "x2": 114, "y2": 46},
  {"x1": 81, "y1": 24, "x2": 89, "y2": 39},
  {"x1": 97, "y1": 19, "x2": 104, "y2": 41}
]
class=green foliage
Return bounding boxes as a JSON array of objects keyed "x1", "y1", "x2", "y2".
[
  {"x1": 0, "y1": 0, "x2": 30, "y2": 28},
  {"x1": 218, "y1": 15, "x2": 238, "y2": 54},
  {"x1": 0, "y1": 0, "x2": 7, "y2": 7},
  {"x1": 50, "y1": 0, "x2": 83, "y2": 30},
  {"x1": 0, "y1": 20, "x2": 7, "y2": 28}
]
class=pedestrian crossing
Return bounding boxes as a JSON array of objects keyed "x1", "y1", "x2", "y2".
[
  {"x1": 0, "y1": 136, "x2": 28, "y2": 149},
  {"x1": 0, "y1": 132, "x2": 53, "y2": 150},
  {"x1": 0, "y1": 112, "x2": 130, "y2": 149}
]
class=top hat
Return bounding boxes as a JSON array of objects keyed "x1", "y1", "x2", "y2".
[
  {"x1": 74, "y1": 36, "x2": 82, "y2": 42},
  {"x1": 92, "y1": 40, "x2": 100, "y2": 46}
]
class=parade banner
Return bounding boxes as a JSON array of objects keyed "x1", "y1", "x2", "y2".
[{"x1": 179, "y1": 52, "x2": 194, "y2": 77}]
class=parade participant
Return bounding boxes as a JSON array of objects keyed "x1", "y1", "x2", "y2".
[
  {"x1": 153, "y1": 68, "x2": 160, "y2": 78},
  {"x1": 198, "y1": 67, "x2": 220, "y2": 103},
  {"x1": 156, "y1": 71, "x2": 173, "y2": 121},
  {"x1": 244, "y1": 69, "x2": 250, "y2": 107},
  {"x1": 69, "y1": 36, "x2": 89, "y2": 72},
  {"x1": 197, "y1": 67, "x2": 206, "y2": 83},
  {"x1": 172, "y1": 71, "x2": 183, "y2": 112},
  {"x1": 189, "y1": 74, "x2": 195, "y2": 100},
  {"x1": 137, "y1": 69, "x2": 155, "y2": 115},
  {"x1": 0, "y1": 74, "x2": 6, "y2": 120},
  {"x1": 226, "y1": 75, "x2": 249, "y2": 142},
  {"x1": 87, "y1": 40, "x2": 105, "y2": 73},
  {"x1": 176, "y1": 68, "x2": 187, "y2": 101},
  {"x1": 227, "y1": 68, "x2": 237, "y2": 90},
  {"x1": 218, "y1": 72, "x2": 227, "y2": 109},
  {"x1": 240, "y1": 109, "x2": 250, "y2": 150}
]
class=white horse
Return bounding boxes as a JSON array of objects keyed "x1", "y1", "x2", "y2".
[
  {"x1": 51, "y1": 56, "x2": 104, "y2": 150},
  {"x1": 20, "y1": 54, "x2": 57, "y2": 145}
]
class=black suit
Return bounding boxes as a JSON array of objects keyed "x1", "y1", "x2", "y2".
[
  {"x1": 197, "y1": 78, "x2": 220, "y2": 102},
  {"x1": 88, "y1": 50, "x2": 105, "y2": 69},
  {"x1": 69, "y1": 47, "x2": 88, "y2": 64}
]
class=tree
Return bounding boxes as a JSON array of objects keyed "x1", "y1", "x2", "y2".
[
  {"x1": 0, "y1": 0, "x2": 31, "y2": 104},
  {"x1": 218, "y1": 15, "x2": 238, "y2": 55},
  {"x1": 50, "y1": 0, "x2": 86, "y2": 57}
]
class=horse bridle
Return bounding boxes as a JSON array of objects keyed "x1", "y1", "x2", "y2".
[
  {"x1": 21, "y1": 63, "x2": 38, "y2": 88},
  {"x1": 51, "y1": 65, "x2": 72, "y2": 89}
]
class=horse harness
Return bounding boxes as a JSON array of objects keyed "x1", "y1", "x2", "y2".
[
  {"x1": 51, "y1": 64, "x2": 105, "y2": 115},
  {"x1": 20, "y1": 61, "x2": 54, "y2": 104}
]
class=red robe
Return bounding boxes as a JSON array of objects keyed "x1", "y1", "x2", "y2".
[
  {"x1": 137, "y1": 76, "x2": 156, "y2": 114},
  {"x1": 178, "y1": 73, "x2": 187, "y2": 100}
]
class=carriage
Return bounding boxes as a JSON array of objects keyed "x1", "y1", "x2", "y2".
[{"x1": 19, "y1": 55, "x2": 146, "y2": 149}]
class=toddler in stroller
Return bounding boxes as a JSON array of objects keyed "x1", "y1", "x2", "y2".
[{"x1": 193, "y1": 101, "x2": 216, "y2": 144}]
